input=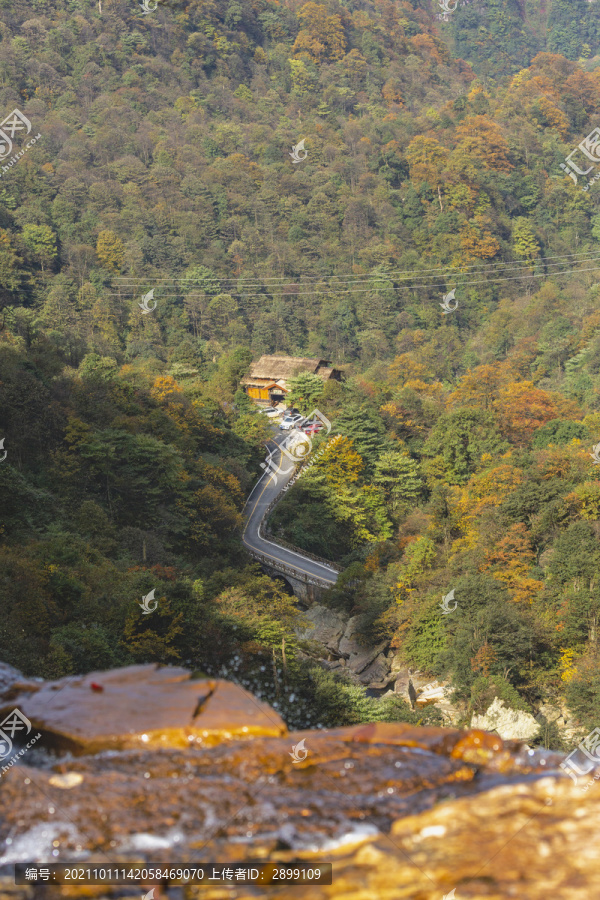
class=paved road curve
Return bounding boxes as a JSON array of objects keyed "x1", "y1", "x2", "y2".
[{"x1": 242, "y1": 433, "x2": 339, "y2": 586}]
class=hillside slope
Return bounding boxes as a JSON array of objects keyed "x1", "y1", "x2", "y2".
[{"x1": 1, "y1": 0, "x2": 600, "y2": 739}]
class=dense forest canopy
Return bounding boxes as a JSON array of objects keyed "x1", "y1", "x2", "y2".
[{"x1": 2, "y1": 0, "x2": 600, "y2": 738}]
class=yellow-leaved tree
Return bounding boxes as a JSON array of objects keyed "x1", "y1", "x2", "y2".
[
  {"x1": 512, "y1": 217, "x2": 540, "y2": 263},
  {"x1": 96, "y1": 229, "x2": 125, "y2": 271},
  {"x1": 406, "y1": 135, "x2": 449, "y2": 187},
  {"x1": 292, "y1": 3, "x2": 346, "y2": 62}
]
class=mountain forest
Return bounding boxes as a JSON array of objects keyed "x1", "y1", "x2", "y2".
[{"x1": 2, "y1": 0, "x2": 600, "y2": 743}]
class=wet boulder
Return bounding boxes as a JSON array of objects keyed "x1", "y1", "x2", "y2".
[{"x1": 0, "y1": 663, "x2": 287, "y2": 755}]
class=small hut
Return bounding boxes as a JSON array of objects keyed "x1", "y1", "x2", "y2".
[{"x1": 241, "y1": 355, "x2": 341, "y2": 405}]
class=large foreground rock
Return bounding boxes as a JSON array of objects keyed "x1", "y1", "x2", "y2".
[
  {"x1": 0, "y1": 667, "x2": 598, "y2": 899},
  {"x1": 0, "y1": 664, "x2": 286, "y2": 754},
  {"x1": 471, "y1": 697, "x2": 540, "y2": 743}
]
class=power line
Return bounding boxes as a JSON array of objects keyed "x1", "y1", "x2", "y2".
[
  {"x1": 112, "y1": 247, "x2": 600, "y2": 287},
  {"x1": 106, "y1": 256, "x2": 600, "y2": 299},
  {"x1": 109, "y1": 249, "x2": 600, "y2": 298}
]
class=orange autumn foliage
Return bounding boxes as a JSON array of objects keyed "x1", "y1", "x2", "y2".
[
  {"x1": 493, "y1": 382, "x2": 580, "y2": 446},
  {"x1": 453, "y1": 115, "x2": 513, "y2": 172},
  {"x1": 479, "y1": 523, "x2": 544, "y2": 603},
  {"x1": 448, "y1": 363, "x2": 511, "y2": 411},
  {"x1": 388, "y1": 353, "x2": 432, "y2": 385},
  {"x1": 531, "y1": 444, "x2": 590, "y2": 483},
  {"x1": 459, "y1": 223, "x2": 500, "y2": 260},
  {"x1": 447, "y1": 462, "x2": 523, "y2": 559},
  {"x1": 380, "y1": 400, "x2": 427, "y2": 441},
  {"x1": 471, "y1": 640, "x2": 497, "y2": 677},
  {"x1": 409, "y1": 33, "x2": 444, "y2": 66},
  {"x1": 466, "y1": 462, "x2": 523, "y2": 510}
]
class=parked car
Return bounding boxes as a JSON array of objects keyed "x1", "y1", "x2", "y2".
[
  {"x1": 303, "y1": 423, "x2": 323, "y2": 436},
  {"x1": 300, "y1": 417, "x2": 324, "y2": 432},
  {"x1": 279, "y1": 414, "x2": 304, "y2": 431},
  {"x1": 259, "y1": 406, "x2": 282, "y2": 418}
]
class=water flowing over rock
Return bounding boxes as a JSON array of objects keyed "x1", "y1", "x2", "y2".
[
  {"x1": 0, "y1": 663, "x2": 40, "y2": 703},
  {"x1": 0, "y1": 663, "x2": 22, "y2": 696},
  {"x1": 0, "y1": 664, "x2": 598, "y2": 899}
]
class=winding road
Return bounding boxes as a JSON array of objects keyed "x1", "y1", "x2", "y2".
[{"x1": 242, "y1": 433, "x2": 339, "y2": 586}]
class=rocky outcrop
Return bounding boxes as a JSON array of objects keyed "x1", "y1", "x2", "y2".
[
  {"x1": 0, "y1": 664, "x2": 286, "y2": 754},
  {"x1": 537, "y1": 701, "x2": 583, "y2": 744},
  {"x1": 0, "y1": 663, "x2": 598, "y2": 899},
  {"x1": 471, "y1": 697, "x2": 541, "y2": 743},
  {"x1": 295, "y1": 605, "x2": 346, "y2": 650},
  {"x1": 295, "y1": 605, "x2": 461, "y2": 713},
  {"x1": 296, "y1": 605, "x2": 394, "y2": 687},
  {"x1": 357, "y1": 651, "x2": 391, "y2": 686},
  {"x1": 415, "y1": 681, "x2": 449, "y2": 707},
  {"x1": 338, "y1": 615, "x2": 388, "y2": 680},
  {"x1": 384, "y1": 672, "x2": 462, "y2": 725}
]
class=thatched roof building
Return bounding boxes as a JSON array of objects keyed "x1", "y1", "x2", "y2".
[{"x1": 241, "y1": 355, "x2": 341, "y2": 403}]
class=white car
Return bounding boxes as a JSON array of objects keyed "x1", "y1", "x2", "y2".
[
  {"x1": 259, "y1": 406, "x2": 282, "y2": 418},
  {"x1": 279, "y1": 414, "x2": 304, "y2": 431}
]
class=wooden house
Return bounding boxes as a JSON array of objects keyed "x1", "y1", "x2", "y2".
[{"x1": 241, "y1": 355, "x2": 341, "y2": 405}]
